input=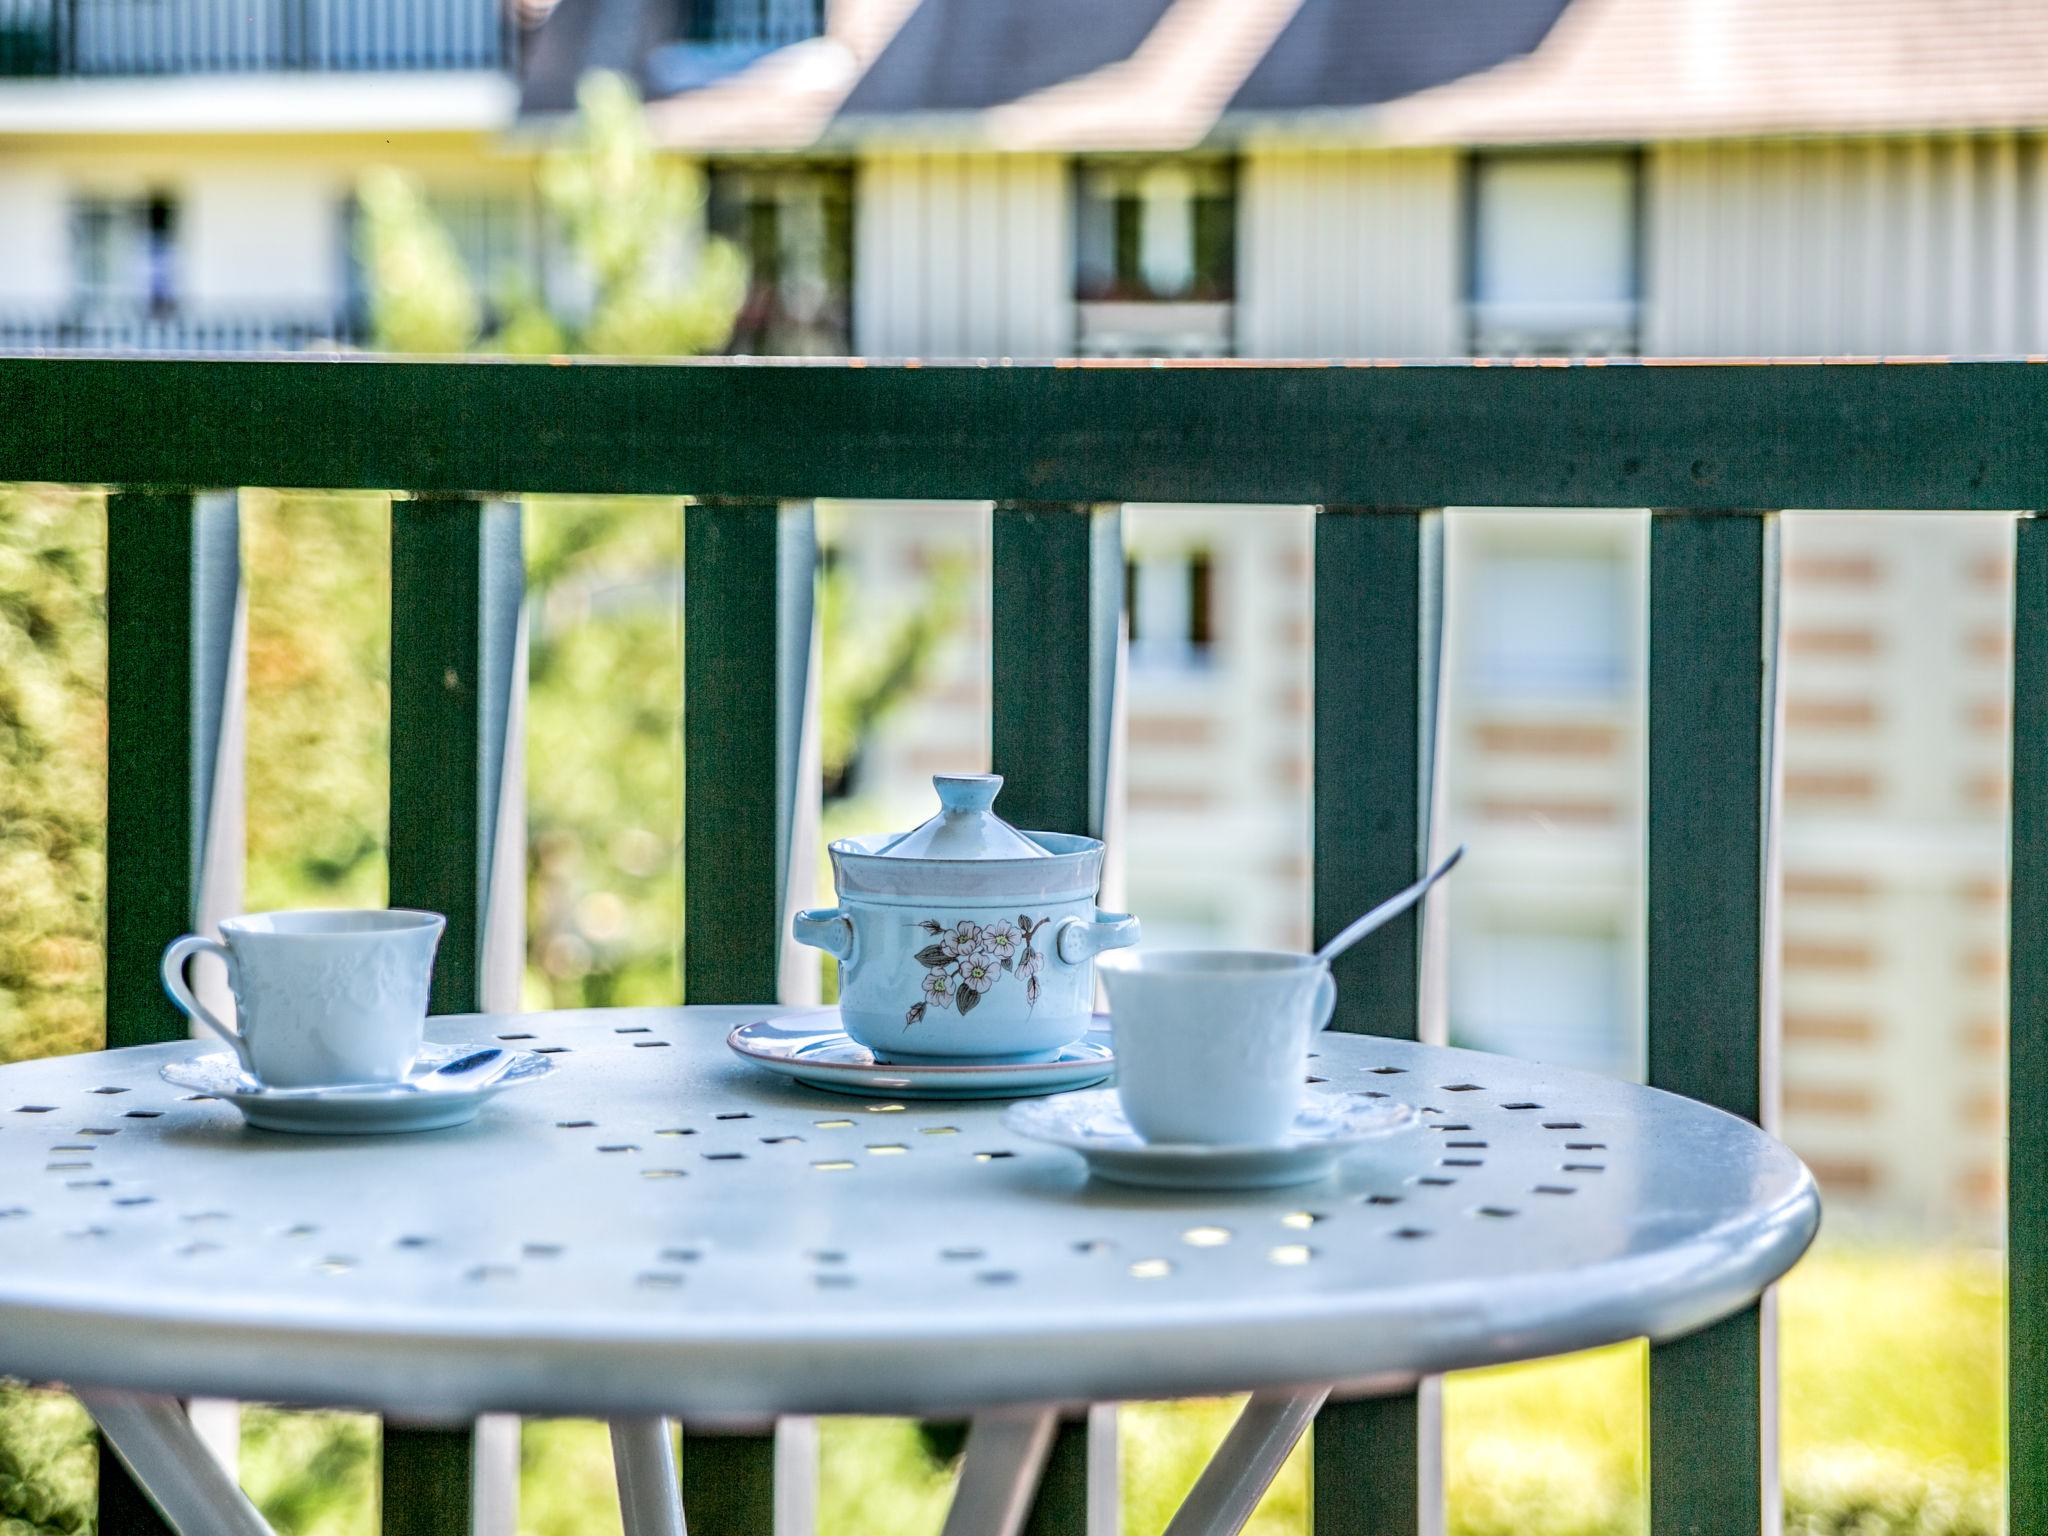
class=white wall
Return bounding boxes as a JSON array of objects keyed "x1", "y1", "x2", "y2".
[
  {"x1": 0, "y1": 136, "x2": 528, "y2": 322},
  {"x1": 184, "y1": 168, "x2": 346, "y2": 310},
  {"x1": 1647, "y1": 133, "x2": 2048, "y2": 356},
  {"x1": 1237, "y1": 148, "x2": 1462, "y2": 357},
  {"x1": 853, "y1": 151, "x2": 1071, "y2": 358},
  {"x1": 0, "y1": 163, "x2": 72, "y2": 307}
]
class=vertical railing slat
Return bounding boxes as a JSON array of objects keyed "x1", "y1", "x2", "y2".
[
  {"x1": 2009, "y1": 512, "x2": 2048, "y2": 1526},
  {"x1": 989, "y1": 500, "x2": 1123, "y2": 1536},
  {"x1": 684, "y1": 497, "x2": 816, "y2": 1003},
  {"x1": 389, "y1": 495, "x2": 524, "y2": 1015},
  {"x1": 105, "y1": 488, "x2": 240, "y2": 1046},
  {"x1": 991, "y1": 502, "x2": 1122, "y2": 839},
  {"x1": 1646, "y1": 510, "x2": 1781, "y2": 1536},
  {"x1": 103, "y1": 486, "x2": 239, "y2": 1536},
  {"x1": 1313, "y1": 506, "x2": 1444, "y2": 1035},
  {"x1": 1309, "y1": 505, "x2": 1444, "y2": 1536},
  {"x1": 681, "y1": 497, "x2": 817, "y2": 1536},
  {"x1": 387, "y1": 494, "x2": 526, "y2": 1536}
]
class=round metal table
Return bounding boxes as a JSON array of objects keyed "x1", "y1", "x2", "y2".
[{"x1": 0, "y1": 1005, "x2": 1818, "y2": 1536}]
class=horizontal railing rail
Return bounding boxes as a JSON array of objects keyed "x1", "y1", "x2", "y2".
[
  {"x1": 3, "y1": 354, "x2": 2045, "y2": 507},
  {"x1": 2, "y1": 351, "x2": 2037, "y2": 1536}
]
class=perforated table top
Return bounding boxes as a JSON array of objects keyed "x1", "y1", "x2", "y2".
[{"x1": 0, "y1": 1006, "x2": 1818, "y2": 1423}]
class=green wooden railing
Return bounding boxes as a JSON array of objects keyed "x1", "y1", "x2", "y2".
[{"x1": 3, "y1": 352, "x2": 2043, "y2": 1535}]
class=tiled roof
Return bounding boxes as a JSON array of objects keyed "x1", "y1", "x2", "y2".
[
  {"x1": 839, "y1": 0, "x2": 1177, "y2": 114},
  {"x1": 1352, "y1": 0, "x2": 2048, "y2": 144},
  {"x1": 523, "y1": 0, "x2": 2048, "y2": 148},
  {"x1": 1227, "y1": 0, "x2": 1570, "y2": 116}
]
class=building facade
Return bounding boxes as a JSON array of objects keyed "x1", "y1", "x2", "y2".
[{"x1": 2, "y1": 0, "x2": 2038, "y2": 1234}]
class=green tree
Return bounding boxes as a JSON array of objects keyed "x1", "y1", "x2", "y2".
[
  {"x1": 357, "y1": 72, "x2": 743, "y2": 357},
  {"x1": 0, "y1": 487, "x2": 105, "y2": 1068},
  {"x1": 352, "y1": 73, "x2": 747, "y2": 1009}
]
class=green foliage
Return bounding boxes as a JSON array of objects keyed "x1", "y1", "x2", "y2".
[
  {"x1": 242, "y1": 492, "x2": 391, "y2": 912},
  {"x1": 523, "y1": 497, "x2": 684, "y2": 1010},
  {"x1": 528, "y1": 74, "x2": 745, "y2": 359},
  {"x1": 817, "y1": 539, "x2": 970, "y2": 801},
  {"x1": 356, "y1": 170, "x2": 482, "y2": 355},
  {"x1": 0, "y1": 1386, "x2": 90, "y2": 1536},
  {"x1": 0, "y1": 488, "x2": 104, "y2": 1066},
  {"x1": 519, "y1": 1420, "x2": 626, "y2": 1536},
  {"x1": 355, "y1": 72, "x2": 742, "y2": 358},
  {"x1": 237, "y1": 1410, "x2": 376, "y2": 1536},
  {"x1": 1123, "y1": 1397, "x2": 1305, "y2": 1536}
]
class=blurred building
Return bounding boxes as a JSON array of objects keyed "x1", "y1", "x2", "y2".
[
  {"x1": 0, "y1": 0, "x2": 529, "y2": 347},
  {"x1": 2, "y1": 0, "x2": 2039, "y2": 1234}
]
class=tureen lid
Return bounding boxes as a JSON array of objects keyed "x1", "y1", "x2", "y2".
[{"x1": 871, "y1": 775, "x2": 1051, "y2": 861}]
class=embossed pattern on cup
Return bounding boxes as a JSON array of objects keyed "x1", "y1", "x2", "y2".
[
  {"x1": 1098, "y1": 949, "x2": 1336, "y2": 1146},
  {"x1": 161, "y1": 910, "x2": 444, "y2": 1088}
]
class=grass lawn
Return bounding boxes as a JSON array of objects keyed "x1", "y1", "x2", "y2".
[
  {"x1": 0, "y1": 1241, "x2": 2000, "y2": 1536},
  {"x1": 508, "y1": 1240, "x2": 2013, "y2": 1536}
]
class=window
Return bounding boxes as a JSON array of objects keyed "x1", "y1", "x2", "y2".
[
  {"x1": 340, "y1": 191, "x2": 538, "y2": 335},
  {"x1": 1076, "y1": 161, "x2": 1235, "y2": 304},
  {"x1": 427, "y1": 193, "x2": 539, "y2": 299},
  {"x1": 1125, "y1": 549, "x2": 1215, "y2": 668},
  {"x1": 1464, "y1": 549, "x2": 1628, "y2": 698},
  {"x1": 1469, "y1": 153, "x2": 1638, "y2": 355},
  {"x1": 74, "y1": 194, "x2": 177, "y2": 317},
  {"x1": 684, "y1": 0, "x2": 823, "y2": 49},
  {"x1": 708, "y1": 165, "x2": 853, "y2": 356}
]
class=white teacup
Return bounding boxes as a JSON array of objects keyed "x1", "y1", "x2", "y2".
[
  {"x1": 160, "y1": 910, "x2": 445, "y2": 1088},
  {"x1": 1098, "y1": 949, "x2": 1336, "y2": 1146}
]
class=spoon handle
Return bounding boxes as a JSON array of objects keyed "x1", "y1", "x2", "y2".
[{"x1": 1315, "y1": 844, "x2": 1467, "y2": 965}]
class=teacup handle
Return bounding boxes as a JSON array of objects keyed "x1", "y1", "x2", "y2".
[
  {"x1": 1310, "y1": 969, "x2": 1338, "y2": 1032},
  {"x1": 160, "y1": 935, "x2": 254, "y2": 1076},
  {"x1": 792, "y1": 907, "x2": 858, "y2": 968}
]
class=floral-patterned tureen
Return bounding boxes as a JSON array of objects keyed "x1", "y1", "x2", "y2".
[{"x1": 792, "y1": 774, "x2": 1139, "y2": 1063}]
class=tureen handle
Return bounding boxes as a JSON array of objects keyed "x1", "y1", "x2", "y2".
[
  {"x1": 792, "y1": 908, "x2": 858, "y2": 969},
  {"x1": 1054, "y1": 909, "x2": 1140, "y2": 966}
]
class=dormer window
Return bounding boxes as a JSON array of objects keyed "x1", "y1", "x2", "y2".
[{"x1": 683, "y1": 0, "x2": 824, "y2": 49}]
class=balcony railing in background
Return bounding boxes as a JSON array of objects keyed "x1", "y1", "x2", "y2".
[
  {"x1": 0, "y1": 353, "x2": 2043, "y2": 1536},
  {"x1": 0, "y1": 0, "x2": 512, "y2": 76},
  {"x1": 0, "y1": 312, "x2": 364, "y2": 352}
]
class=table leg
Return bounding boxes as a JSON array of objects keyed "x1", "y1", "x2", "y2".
[
  {"x1": 940, "y1": 1407, "x2": 1057, "y2": 1536},
  {"x1": 1163, "y1": 1389, "x2": 1328, "y2": 1536},
  {"x1": 79, "y1": 1390, "x2": 275, "y2": 1536},
  {"x1": 612, "y1": 1417, "x2": 686, "y2": 1536},
  {"x1": 1084, "y1": 1404, "x2": 1119, "y2": 1536},
  {"x1": 773, "y1": 1417, "x2": 819, "y2": 1536}
]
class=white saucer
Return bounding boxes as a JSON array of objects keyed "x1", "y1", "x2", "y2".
[
  {"x1": 1003, "y1": 1088, "x2": 1417, "y2": 1190},
  {"x1": 727, "y1": 1011, "x2": 1114, "y2": 1100},
  {"x1": 159, "y1": 1043, "x2": 554, "y2": 1135}
]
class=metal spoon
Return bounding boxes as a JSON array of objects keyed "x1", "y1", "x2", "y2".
[
  {"x1": 410, "y1": 1047, "x2": 518, "y2": 1093},
  {"x1": 232, "y1": 1048, "x2": 520, "y2": 1100},
  {"x1": 1315, "y1": 844, "x2": 1466, "y2": 965}
]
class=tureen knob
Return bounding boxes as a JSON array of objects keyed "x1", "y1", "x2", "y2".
[{"x1": 933, "y1": 774, "x2": 1003, "y2": 814}]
